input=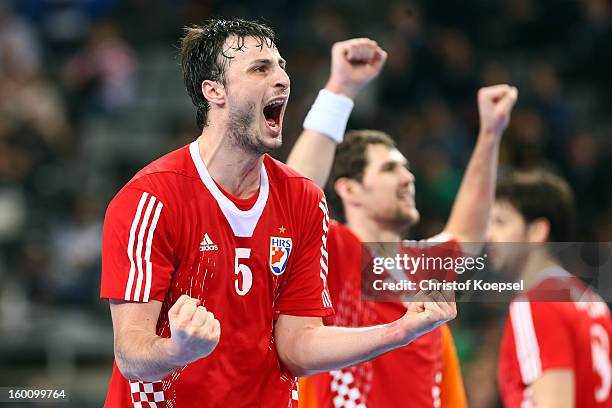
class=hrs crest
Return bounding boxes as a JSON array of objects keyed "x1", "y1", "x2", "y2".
[{"x1": 269, "y1": 237, "x2": 292, "y2": 275}]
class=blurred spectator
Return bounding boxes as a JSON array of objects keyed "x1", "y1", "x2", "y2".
[
  {"x1": 45, "y1": 194, "x2": 102, "y2": 306},
  {"x1": 433, "y1": 28, "x2": 478, "y2": 109},
  {"x1": 570, "y1": 0, "x2": 612, "y2": 86},
  {"x1": 0, "y1": 3, "x2": 41, "y2": 80},
  {"x1": 500, "y1": 108, "x2": 547, "y2": 169},
  {"x1": 62, "y1": 20, "x2": 136, "y2": 118},
  {"x1": 528, "y1": 63, "x2": 571, "y2": 160}
]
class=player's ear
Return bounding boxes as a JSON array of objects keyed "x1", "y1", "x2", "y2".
[
  {"x1": 526, "y1": 217, "x2": 550, "y2": 243},
  {"x1": 335, "y1": 177, "x2": 361, "y2": 206},
  {"x1": 202, "y1": 80, "x2": 226, "y2": 107}
]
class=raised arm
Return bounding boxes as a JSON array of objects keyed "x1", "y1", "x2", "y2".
[
  {"x1": 274, "y1": 289, "x2": 456, "y2": 377},
  {"x1": 287, "y1": 39, "x2": 387, "y2": 187},
  {"x1": 110, "y1": 295, "x2": 220, "y2": 382},
  {"x1": 443, "y1": 85, "x2": 518, "y2": 246}
]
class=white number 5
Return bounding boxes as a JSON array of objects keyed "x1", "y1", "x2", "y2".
[
  {"x1": 591, "y1": 323, "x2": 611, "y2": 402},
  {"x1": 235, "y1": 248, "x2": 252, "y2": 296}
]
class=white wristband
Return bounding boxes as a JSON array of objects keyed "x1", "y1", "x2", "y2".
[{"x1": 303, "y1": 89, "x2": 354, "y2": 144}]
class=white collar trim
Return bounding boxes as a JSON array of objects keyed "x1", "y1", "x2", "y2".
[
  {"x1": 533, "y1": 265, "x2": 571, "y2": 285},
  {"x1": 189, "y1": 141, "x2": 269, "y2": 237}
]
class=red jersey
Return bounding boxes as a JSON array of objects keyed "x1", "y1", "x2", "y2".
[
  {"x1": 499, "y1": 267, "x2": 612, "y2": 407},
  {"x1": 100, "y1": 141, "x2": 333, "y2": 408},
  {"x1": 307, "y1": 221, "x2": 461, "y2": 408}
]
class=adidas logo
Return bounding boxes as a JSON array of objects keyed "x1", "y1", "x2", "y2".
[{"x1": 199, "y1": 233, "x2": 218, "y2": 252}]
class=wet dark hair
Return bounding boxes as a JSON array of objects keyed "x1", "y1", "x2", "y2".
[
  {"x1": 180, "y1": 19, "x2": 276, "y2": 130},
  {"x1": 496, "y1": 170, "x2": 576, "y2": 241}
]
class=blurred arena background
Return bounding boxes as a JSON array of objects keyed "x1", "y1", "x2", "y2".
[{"x1": 0, "y1": 0, "x2": 611, "y2": 406}]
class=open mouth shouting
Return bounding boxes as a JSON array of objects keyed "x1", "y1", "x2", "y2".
[{"x1": 263, "y1": 96, "x2": 287, "y2": 135}]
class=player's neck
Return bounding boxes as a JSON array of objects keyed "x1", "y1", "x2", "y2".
[
  {"x1": 519, "y1": 250, "x2": 559, "y2": 290},
  {"x1": 345, "y1": 212, "x2": 404, "y2": 243},
  {"x1": 196, "y1": 130, "x2": 263, "y2": 199}
]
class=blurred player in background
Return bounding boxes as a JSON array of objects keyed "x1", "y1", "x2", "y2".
[
  {"x1": 489, "y1": 170, "x2": 612, "y2": 407},
  {"x1": 288, "y1": 38, "x2": 517, "y2": 407},
  {"x1": 99, "y1": 19, "x2": 457, "y2": 408}
]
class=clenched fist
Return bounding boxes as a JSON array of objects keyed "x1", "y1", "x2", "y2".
[
  {"x1": 167, "y1": 295, "x2": 220, "y2": 366},
  {"x1": 325, "y1": 38, "x2": 388, "y2": 99},
  {"x1": 399, "y1": 285, "x2": 457, "y2": 342},
  {"x1": 478, "y1": 84, "x2": 518, "y2": 137}
]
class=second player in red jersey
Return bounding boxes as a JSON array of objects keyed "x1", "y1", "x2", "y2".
[
  {"x1": 499, "y1": 269, "x2": 612, "y2": 408},
  {"x1": 490, "y1": 171, "x2": 612, "y2": 407},
  {"x1": 311, "y1": 222, "x2": 461, "y2": 407},
  {"x1": 288, "y1": 39, "x2": 517, "y2": 407}
]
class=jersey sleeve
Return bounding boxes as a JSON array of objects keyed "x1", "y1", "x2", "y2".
[
  {"x1": 275, "y1": 187, "x2": 334, "y2": 317},
  {"x1": 100, "y1": 187, "x2": 174, "y2": 303},
  {"x1": 507, "y1": 301, "x2": 574, "y2": 385}
]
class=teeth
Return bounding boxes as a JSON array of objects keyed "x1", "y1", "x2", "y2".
[{"x1": 265, "y1": 99, "x2": 285, "y2": 108}]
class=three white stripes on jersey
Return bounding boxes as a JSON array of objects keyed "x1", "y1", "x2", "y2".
[
  {"x1": 125, "y1": 192, "x2": 164, "y2": 302},
  {"x1": 124, "y1": 192, "x2": 332, "y2": 308}
]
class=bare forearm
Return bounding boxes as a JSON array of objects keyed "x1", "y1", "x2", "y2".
[
  {"x1": 110, "y1": 296, "x2": 219, "y2": 382},
  {"x1": 531, "y1": 370, "x2": 575, "y2": 408},
  {"x1": 286, "y1": 130, "x2": 337, "y2": 188},
  {"x1": 446, "y1": 85, "x2": 517, "y2": 245},
  {"x1": 276, "y1": 289, "x2": 456, "y2": 377},
  {"x1": 289, "y1": 55, "x2": 366, "y2": 189},
  {"x1": 278, "y1": 321, "x2": 410, "y2": 376},
  {"x1": 114, "y1": 329, "x2": 182, "y2": 382},
  {"x1": 445, "y1": 132, "x2": 500, "y2": 243}
]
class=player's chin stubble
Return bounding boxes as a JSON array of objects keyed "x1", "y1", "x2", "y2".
[
  {"x1": 228, "y1": 102, "x2": 279, "y2": 155},
  {"x1": 387, "y1": 205, "x2": 419, "y2": 229}
]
